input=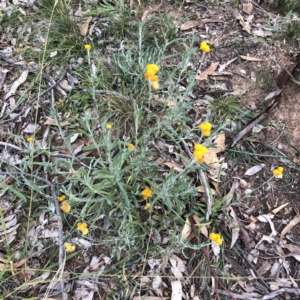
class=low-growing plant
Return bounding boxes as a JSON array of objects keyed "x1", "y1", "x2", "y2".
[
  {"x1": 279, "y1": 20, "x2": 300, "y2": 46},
  {"x1": 278, "y1": 0, "x2": 300, "y2": 13}
]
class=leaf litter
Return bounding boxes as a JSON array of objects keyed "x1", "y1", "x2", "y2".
[{"x1": 1, "y1": 0, "x2": 300, "y2": 299}]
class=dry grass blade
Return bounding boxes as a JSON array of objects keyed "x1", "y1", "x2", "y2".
[{"x1": 231, "y1": 57, "x2": 299, "y2": 147}]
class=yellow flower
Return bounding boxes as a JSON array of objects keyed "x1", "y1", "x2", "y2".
[
  {"x1": 77, "y1": 222, "x2": 88, "y2": 235},
  {"x1": 142, "y1": 188, "x2": 152, "y2": 200},
  {"x1": 200, "y1": 41, "x2": 210, "y2": 53},
  {"x1": 84, "y1": 44, "x2": 91, "y2": 51},
  {"x1": 144, "y1": 64, "x2": 160, "y2": 90},
  {"x1": 151, "y1": 80, "x2": 159, "y2": 90},
  {"x1": 149, "y1": 74, "x2": 158, "y2": 81},
  {"x1": 106, "y1": 123, "x2": 112, "y2": 129},
  {"x1": 65, "y1": 242, "x2": 76, "y2": 253},
  {"x1": 193, "y1": 144, "x2": 208, "y2": 163},
  {"x1": 198, "y1": 122, "x2": 212, "y2": 137},
  {"x1": 209, "y1": 233, "x2": 222, "y2": 245},
  {"x1": 146, "y1": 64, "x2": 160, "y2": 73},
  {"x1": 127, "y1": 143, "x2": 135, "y2": 151},
  {"x1": 58, "y1": 195, "x2": 66, "y2": 202},
  {"x1": 144, "y1": 69, "x2": 156, "y2": 79},
  {"x1": 27, "y1": 137, "x2": 34, "y2": 142},
  {"x1": 273, "y1": 166, "x2": 284, "y2": 178},
  {"x1": 144, "y1": 202, "x2": 151, "y2": 210},
  {"x1": 61, "y1": 201, "x2": 71, "y2": 213}
]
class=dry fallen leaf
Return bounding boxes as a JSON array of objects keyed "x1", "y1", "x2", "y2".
[
  {"x1": 141, "y1": 9, "x2": 150, "y2": 21},
  {"x1": 218, "y1": 57, "x2": 238, "y2": 72},
  {"x1": 293, "y1": 157, "x2": 300, "y2": 165},
  {"x1": 59, "y1": 79, "x2": 73, "y2": 91},
  {"x1": 233, "y1": 9, "x2": 251, "y2": 34},
  {"x1": 264, "y1": 89, "x2": 282, "y2": 101},
  {"x1": 156, "y1": 97, "x2": 176, "y2": 107},
  {"x1": 80, "y1": 16, "x2": 93, "y2": 36},
  {"x1": 239, "y1": 227, "x2": 251, "y2": 244},
  {"x1": 280, "y1": 215, "x2": 300, "y2": 239},
  {"x1": 44, "y1": 118, "x2": 70, "y2": 127},
  {"x1": 284, "y1": 244, "x2": 300, "y2": 255},
  {"x1": 196, "y1": 62, "x2": 219, "y2": 81},
  {"x1": 204, "y1": 133, "x2": 226, "y2": 168},
  {"x1": 228, "y1": 206, "x2": 240, "y2": 248},
  {"x1": 141, "y1": 4, "x2": 161, "y2": 21},
  {"x1": 133, "y1": 297, "x2": 168, "y2": 300},
  {"x1": 171, "y1": 280, "x2": 183, "y2": 300},
  {"x1": 272, "y1": 203, "x2": 289, "y2": 214},
  {"x1": 224, "y1": 179, "x2": 239, "y2": 206},
  {"x1": 198, "y1": 186, "x2": 216, "y2": 195},
  {"x1": 0, "y1": 214, "x2": 20, "y2": 244},
  {"x1": 170, "y1": 254, "x2": 185, "y2": 279},
  {"x1": 4, "y1": 70, "x2": 28, "y2": 100},
  {"x1": 192, "y1": 214, "x2": 208, "y2": 237},
  {"x1": 244, "y1": 164, "x2": 265, "y2": 176},
  {"x1": 181, "y1": 217, "x2": 193, "y2": 241},
  {"x1": 252, "y1": 28, "x2": 273, "y2": 37},
  {"x1": 257, "y1": 214, "x2": 277, "y2": 236},
  {"x1": 256, "y1": 235, "x2": 276, "y2": 249},
  {"x1": 243, "y1": 3, "x2": 253, "y2": 14},
  {"x1": 240, "y1": 55, "x2": 264, "y2": 62},
  {"x1": 257, "y1": 261, "x2": 271, "y2": 276},
  {"x1": 180, "y1": 18, "x2": 221, "y2": 31}
]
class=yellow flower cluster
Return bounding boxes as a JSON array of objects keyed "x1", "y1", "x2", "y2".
[
  {"x1": 84, "y1": 44, "x2": 91, "y2": 51},
  {"x1": 106, "y1": 124, "x2": 112, "y2": 129},
  {"x1": 58, "y1": 195, "x2": 66, "y2": 202},
  {"x1": 142, "y1": 188, "x2": 152, "y2": 200},
  {"x1": 144, "y1": 64, "x2": 160, "y2": 90},
  {"x1": 273, "y1": 166, "x2": 284, "y2": 178},
  {"x1": 128, "y1": 143, "x2": 135, "y2": 151},
  {"x1": 58, "y1": 194, "x2": 71, "y2": 213},
  {"x1": 198, "y1": 122, "x2": 212, "y2": 137},
  {"x1": 65, "y1": 242, "x2": 76, "y2": 253},
  {"x1": 200, "y1": 41, "x2": 210, "y2": 53},
  {"x1": 144, "y1": 202, "x2": 151, "y2": 211},
  {"x1": 61, "y1": 201, "x2": 71, "y2": 213},
  {"x1": 77, "y1": 222, "x2": 88, "y2": 235},
  {"x1": 209, "y1": 232, "x2": 222, "y2": 245},
  {"x1": 193, "y1": 144, "x2": 208, "y2": 164},
  {"x1": 142, "y1": 188, "x2": 152, "y2": 210},
  {"x1": 27, "y1": 137, "x2": 34, "y2": 142}
]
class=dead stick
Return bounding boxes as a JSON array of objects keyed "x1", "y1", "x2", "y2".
[
  {"x1": 221, "y1": 228, "x2": 285, "y2": 300},
  {"x1": 0, "y1": 171, "x2": 66, "y2": 296},
  {"x1": 0, "y1": 70, "x2": 7, "y2": 90},
  {"x1": 0, "y1": 54, "x2": 67, "y2": 98},
  {"x1": 202, "y1": 247, "x2": 237, "y2": 300},
  {"x1": 189, "y1": 216, "x2": 236, "y2": 300},
  {"x1": 0, "y1": 68, "x2": 68, "y2": 125},
  {"x1": 188, "y1": 216, "x2": 220, "y2": 300}
]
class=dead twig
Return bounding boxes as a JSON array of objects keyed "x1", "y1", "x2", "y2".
[
  {"x1": 181, "y1": 141, "x2": 211, "y2": 220},
  {"x1": 0, "y1": 68, "x2": 69, "y2": 125},
  {"x1": 212, "y1": 288, "x2": 262, "y2": 300},
  {"x1": 0, "y1": 141, "x2": 27, "y2": 152},
  {"x1": 188, "y1": 217, "x2": 237, "y2": 300},
  {"x1": 231, "y1": 56, "x2": 300, "y2": 147},
  {"x1": 0, "y1": 70, "x2": 8, "y2": 90},
  {"x1": 221, "y1": 228, "x2": 285, "y2": 300},
  {"x1": 0, "y1": 54, "x2": 67, "y2": 99},
  {"x1": 0, "y1": 171, "x2": 66, "y2": 298},
  {"x1": 214, "y1": 287, "x2": 300, "y2": 300},
  {"x1": 203, "y1": 89, "x2": 234, "y2": 95}
]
